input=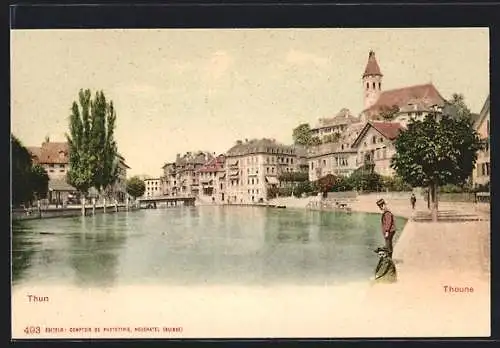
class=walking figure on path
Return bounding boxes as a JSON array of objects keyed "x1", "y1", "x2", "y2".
[
  {"x1": 410, "y1": 193, "x2": 416, "y2": 210},
  {"x1": 376, "y1": 198, "x2": 396, "y2": 258}
]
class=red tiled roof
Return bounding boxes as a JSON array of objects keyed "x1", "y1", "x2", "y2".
[
  {"x1": 370, "y1": 121, "x2": 403, "y2": 140},
  {"x1": 39, "y1": 142, "x2": 70, "y2": 164},
  {"x1": 364, "y1": 83, "x2": 445, "y2": 116},
  {"x1": 363, "y1": 51, "x2": 383, "y2": 77},
  {"x1": 27, "y1": 146, "x2": 42, "y2": 163},
  {"x1": 351, "y1": 121, "x2": 403, "y2": 147},
  {"x1": 197, "y1": 154, "x2": 225, "y2": 173}
]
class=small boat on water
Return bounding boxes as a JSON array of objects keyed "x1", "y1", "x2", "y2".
[{"x1": 276, "y1": 205, "x2": 286, "y2": 209}]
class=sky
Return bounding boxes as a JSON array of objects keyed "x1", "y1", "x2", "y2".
[{"x1": 11, "y1": 28, "x2": 489, "y2": 177}]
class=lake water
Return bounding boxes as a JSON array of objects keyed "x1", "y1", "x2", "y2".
[{"x1": 11, "y1": 206, "x2": 406, "y2": 288}]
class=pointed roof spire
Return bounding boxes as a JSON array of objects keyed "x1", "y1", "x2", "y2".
[{"x1": 363, "y1": 50, "x2": 383, "y2": 77}]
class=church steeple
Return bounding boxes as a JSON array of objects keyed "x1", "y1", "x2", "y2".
[{"x1": 363, "y1": 50, "x2": 383, "y2": 111}]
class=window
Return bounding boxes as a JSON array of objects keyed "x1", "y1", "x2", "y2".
[
  {"x1": 379, "y1": 137, "x2": 384, "y2": 143},
  {"x1": 59, "y1": 164, "x2": 65, "y2": 168},
  {"x1": 291, "y1": 159, "x2": 294, "y2": 164},
  {"x1": 256, "y1": 178, "x2": 259, "y2": 185},
  {"x1": 311, "y1": 163, "x2": 314, "y2": 170},
  {"x1": 372, "y1": 136, "x2": 376, "y2": 144},
  {"x1": 379, "y1": 82, "x2": 381, "y2": 89},
  {"x1": 49, "y1": 164, "x2": 54, "y2": 168},
  {"x1": 366, "y1": 82, "x2": 369, "y2": 90},
  {"x1": 59, "y1": 169, "x2": 64, "y2": 173},
  {"x1": 323, "y1": 160, "x2": 326, "y2": 167},
  {"x1": 272, "y1": 167, "x2": 275, "y2": 173},
  {"x1": 267, "y1": 167, "x2": 270, "y2": 174},
  {"x1": 372, "y1": 82, "x2": 375, "y2": 89}
]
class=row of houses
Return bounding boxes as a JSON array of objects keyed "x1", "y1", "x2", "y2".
[
  {"x1": 146, "y1": 50, "x2": 490, "y2": 202},
  {"x1": 147, "y1": 140, "x2": 309, "y2": 204},
  {"x1": 28, "y1": 138, "x2": 130, "y2": 205}
]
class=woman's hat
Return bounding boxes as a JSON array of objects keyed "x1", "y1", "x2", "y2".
[
  {"x1": 374, "y1": 246, "x2": 390, "y2": 253},
  {"x1": 376, "y1": 198, "x2": 386, "y2": 206}
]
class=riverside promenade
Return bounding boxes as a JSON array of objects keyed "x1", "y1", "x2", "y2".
[{"x1": 269, "y1": 194, "x2": 491, "y2": 337}]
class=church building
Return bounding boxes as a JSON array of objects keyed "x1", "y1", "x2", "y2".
[{"x1": 360, "y1": 50, "x2": 447, "y2": 126}]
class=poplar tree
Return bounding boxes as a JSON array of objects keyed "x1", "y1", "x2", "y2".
[{"x1": 66, "y1": 89, "x2": 119, "y2": 198}]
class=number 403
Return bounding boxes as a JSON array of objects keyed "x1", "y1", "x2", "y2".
[{"x1": 24, "y1": 326, "x2": 41, "y2": 334}]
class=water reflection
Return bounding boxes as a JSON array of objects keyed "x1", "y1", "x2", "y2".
[
  {"x1": 68, "y1": 213, "x2": 126, "y2": 287},
  {"x1": 12, "y1": 207, "x2": 407, "y2": 288}
]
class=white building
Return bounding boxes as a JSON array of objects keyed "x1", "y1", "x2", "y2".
[
  {"x1": 472, "y1": 95, "x2": 490, "y2": 188},
  {"x1": 143, "y1": 178, "x2": 162, "y2": 198},
  {"x1": 350, "y1": 121, "x2": 403, "y2": 177},
  {"x1": 224, "y1": 138, "x2": 301, "y2": 204}
]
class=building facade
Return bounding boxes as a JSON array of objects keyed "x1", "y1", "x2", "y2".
[
  {"x1": 472, "y1": 95, "x2": 490, "y2": 188},
  {"x1": 28, "y1": 138, "x2": 130, "y2": 204},
  {"x1": 197, "y1": 154, "x2": 226, "y2": 203},
  {"x1": 224, "y1": 139, "x2": 301, "y2": 204},
  {"x1": 359, "y1": 51, "x2": 446, "y2": 124},
  {"x1": 351, "y1": 121, "x2": 403, "y2": 177},
  {"x1": 161, "y1": 151, "x2": 215, "y2": 197},
  {"x1": 310, "y1": 108, "x2": 361, "y2": 142},
  {"x1": 143, "y1": 177, "x2": 162, "y2": 198},
  {"x1": 307, "y1": 142, "x2": 358, "y2": 182}
]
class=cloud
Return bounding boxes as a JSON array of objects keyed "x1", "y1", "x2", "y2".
[{"x1": 285, "y1": 49, "x2": 328, "y2": 67}]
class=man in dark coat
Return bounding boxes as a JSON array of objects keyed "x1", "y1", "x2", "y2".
[
  {"x1": 373, "y1": 247, "x2": 397, "y2": 283},
  {"x1": 410, "y1": 193, "x2": 416, "y2": 210},
  {"x1": 376, "y1": 198, "x2": 396, "y2": 258}
]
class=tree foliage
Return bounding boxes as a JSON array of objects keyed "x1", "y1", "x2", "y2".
[
  {"x1": 11, "y1": 135, "x2": 34, "y2": 205},
  {"x1": 391, "y1": 113, "x2": 483, "y2": 188},
  {"x1": 126, "y1": 176, "x2": 146, "y2": 199},
  {"x1": 379, "y1": 104, "x2": 400, "y2": 121},
  {"x1": 292, "y1": 123, "x2": 321, "y2": 147},
  {"x1": 315, "y1": 174, "x2": 338, "y2": 193},
  {"x1": 292, "y1": 123, "x2": 312, "y2": 146},
  {"x1": 66, "y1": 89, "x2": 118, "y2": 195},
  {"x1": 31, "y1": 164, "x2": 49, "y2": 199},
  {"x1": 322, "y1": 132, "x2": 341, "y2": 144},
  {"x1": 391, "y1": 112, "x2": 483, "y2": 218},
  {"x1": 278, "y1": 171, "x2": 309, "y2": 183},
  {"x1": 447, "y1": 93, "x2": 472, "y2": 120},
  {"x1": 11, "y1": 135, "x2": 50, "y2": 206}
]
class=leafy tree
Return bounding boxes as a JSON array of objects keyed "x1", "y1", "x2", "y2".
[
  {"x1": 30, "y1": 164, "x2": 49, "y2": 200},
  {"x1": 447, "y1": 93, "x2": 472, "y2": 120},
  {"x1": 66, "y1": 89, "x2": 119, "y2": 198},
  {"x1": 322, "y1": 132, "x2": 341, "y2": 144},
  {"x1": 292, "y1": 123, "x2": 313, "y2": 146},
  {"x1": 126, "y1": 176, "x2": 146, "y2": 199},
  {"x1": 11, "y1": 135, "x2": 34, "y2": 206},
  {"x1": 292, "y1": 123, "x2": 322, "y2": 147},
  {"x1": 293, "y1": 181, "x2": 314, "y2": 197},
  {"x1": 315, "y1": 174, "x2": 338, "y2": 193},
  {"x1": 267, "y1": 185, "x2": 279, "y2": 200},
  {"x1": 379, "y1": 105, "x2": 400, "y2": 121},
  {"x1": 278, "y1": 171, "x2": 309, "y2": 183},
  {"x1": 311, "y1": 136, "x2": 322, "y2": 146},
  {"x1": 391, "y1": 112, "x2": 483, "y2": 220}
]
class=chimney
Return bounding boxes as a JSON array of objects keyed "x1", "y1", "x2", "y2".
[
  {"x1": 44, "y1": 135, "x2": 50, "y2": 143},
  {"x1": 236, "y1": 140, "x2": 243, "y2": 145}
]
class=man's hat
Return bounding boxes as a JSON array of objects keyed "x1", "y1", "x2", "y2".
[
  {"x1": 376, "y1": 198, "x2": 386, "y2": 206},
  {"x1": 374, "y1": 246, "x2": 390, "y2": 253}
]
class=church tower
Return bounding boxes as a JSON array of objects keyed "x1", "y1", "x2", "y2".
[{"x1": 362, "y1": 50, "x2": 383, "y2": 111}]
